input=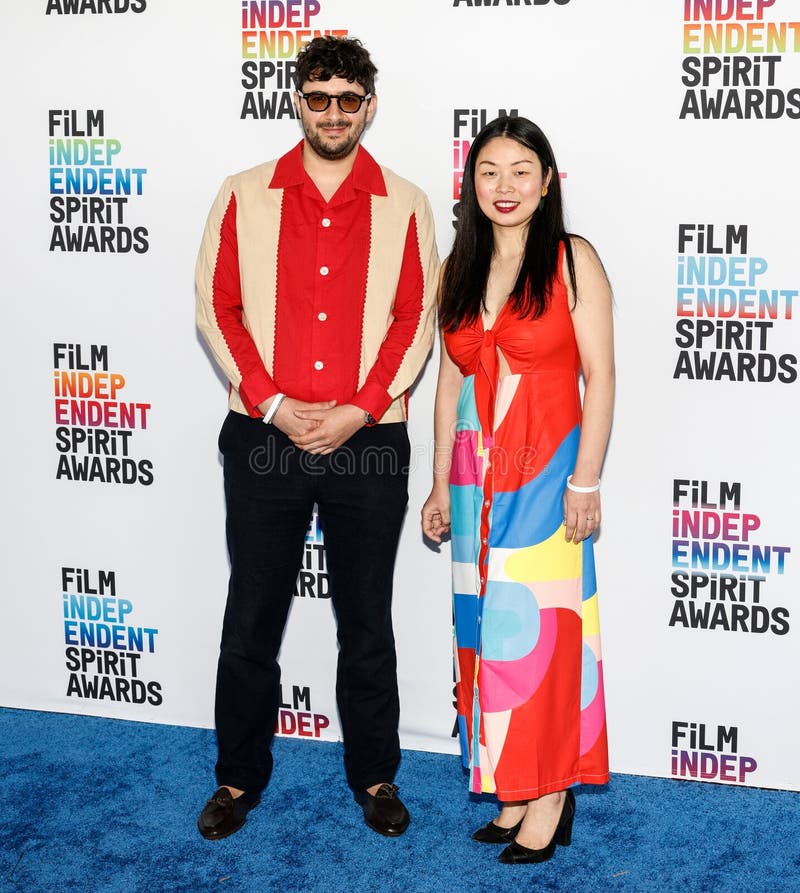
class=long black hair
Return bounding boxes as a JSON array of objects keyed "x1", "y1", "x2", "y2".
[{"x1": 439, "y1": 116, "x2": 577, "y2": 332}]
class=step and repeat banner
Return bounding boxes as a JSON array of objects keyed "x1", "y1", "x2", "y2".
[{"x1": 1, "y1": 1, "x2": 798, "y2": 791}]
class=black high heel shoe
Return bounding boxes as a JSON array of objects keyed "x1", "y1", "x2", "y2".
[
  {"x1": 471, "y1": 817, "x2": 523, "y2": 844},
  {"x1": 498, "y1": 789, "x2": 575, "y2": 864}
]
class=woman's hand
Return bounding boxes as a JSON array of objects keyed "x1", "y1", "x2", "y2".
[
  {"x1": 422, "y1": 484, "x2": 451, "y2": 544},
  {"x1": 563, "y1": 486, "x2": 601, "y2": 543}
]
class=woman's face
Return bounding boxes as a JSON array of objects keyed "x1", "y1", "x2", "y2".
[{"x1": 473, "y1": 136, "x2": 551, "y2": 231}]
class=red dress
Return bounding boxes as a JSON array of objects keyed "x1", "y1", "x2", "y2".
[{"x1": 443, "y1": 250, "x2": 609, "y2": 799}]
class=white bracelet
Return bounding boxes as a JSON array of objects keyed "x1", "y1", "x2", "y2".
[
  {"x1": 566, "y1": 474, "x2": 600, "y2": 493},
  {"x1": 262, "y1": 393, "x2": 285, "y2": 425}
]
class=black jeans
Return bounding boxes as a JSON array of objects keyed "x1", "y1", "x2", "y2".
[{"x1": 214, "y1": 411, "x2": 410, "y2": 794}]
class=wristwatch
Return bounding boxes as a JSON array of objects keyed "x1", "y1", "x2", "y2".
[{"x1": 364, "y1": 411, "x2": 377, "y2": 427}]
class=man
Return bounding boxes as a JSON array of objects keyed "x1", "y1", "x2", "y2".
[{"x1": 194, "y1": 36, "x2": 439, "y2": 841}]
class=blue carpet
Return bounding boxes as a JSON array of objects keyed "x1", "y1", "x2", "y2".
[{"x1": 1, "y1": 707, "x2": 798, "y2": 893}]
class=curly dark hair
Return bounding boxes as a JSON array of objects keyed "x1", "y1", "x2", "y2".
[{"x1": 295, "y1": 36, "x2": 377, "y2": 94}]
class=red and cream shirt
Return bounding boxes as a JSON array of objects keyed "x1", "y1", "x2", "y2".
[{"x1": 196, "y1": 141, "x2": 439, "y2": 423}]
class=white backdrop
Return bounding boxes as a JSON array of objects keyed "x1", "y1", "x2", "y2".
[{"x1": 2, "y1": 0, "x2": 799, "y2": 791}]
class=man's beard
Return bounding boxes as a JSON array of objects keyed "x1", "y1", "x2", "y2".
[{"x1": 303, "y1": 119, "x2": 364, "y2": 160}]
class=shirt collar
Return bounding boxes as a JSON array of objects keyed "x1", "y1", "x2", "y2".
[{"x1": 269, "y1": 140, "x2": 387, "y2": 198}]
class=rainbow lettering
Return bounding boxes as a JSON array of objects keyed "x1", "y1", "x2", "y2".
[
  {"x1": 53, "y1": 343, "x2": 155, "y2": 486},
  {"x1": 680, "y1": 1, "x2": 800, "y2": 118},
  {"x1": 239, "y1": 1, "x2": 348, "y2": 120},
  {"x1": 668, "y1": 480, "x2": 791, "y2": 635},
  {"x1": 61, "y1": 567, "x2": 163, "y2": 706},
  {"x1": 48, "y1": 110, "x2": 149, "y2": 253},
  {"x1": 673, "y1": 224, "x2": 798, "y2": 382}
]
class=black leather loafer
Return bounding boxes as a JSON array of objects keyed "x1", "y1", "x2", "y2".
[
  {"x1": 471, "y1": 818, "x2": 523, "y2": 843},
  {"x1": 197, "y1": 787, "x2": 261, "y2": 840},
  {"x1": 356, "y1": 783, "x2": 410, "y2": 837}
]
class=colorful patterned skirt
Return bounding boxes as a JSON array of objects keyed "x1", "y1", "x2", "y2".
[{"x1": 450, "y1": 374, "x2": 609, "y2": 800}]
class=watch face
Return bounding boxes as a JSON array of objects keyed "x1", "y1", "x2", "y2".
[{"x1": 365, "y1": 412, "x2": 377, "y2": 426}]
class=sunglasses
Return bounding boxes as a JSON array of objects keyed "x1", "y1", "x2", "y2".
[{"x1": 298, "y1": 91, "x2": 373, "y2": 114}]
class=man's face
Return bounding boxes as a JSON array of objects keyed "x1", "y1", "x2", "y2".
[{"x1": 294, "y1": 76, "x2": 376, "y2": 161}]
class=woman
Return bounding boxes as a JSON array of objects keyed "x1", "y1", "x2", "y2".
[{"x1": 422, "y1": 116, "x2": 614, "y2": 865}]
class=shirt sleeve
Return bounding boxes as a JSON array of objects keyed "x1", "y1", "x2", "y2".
[
  {"x1": 195, "y1": 178, "x2": 278, "y2": 416},
  {"x1": 353, "y1": 192, "x2": 440, "y2": 419}
]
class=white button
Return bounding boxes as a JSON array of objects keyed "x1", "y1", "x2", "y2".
[
  {"x1": 318, "y1": 312, "x2": 327, "y2": 321},
  {"x1": 314, "y1": 361, "x2": 324, "y2": 371},
  {"x1": 484, "y1": 500, "x2": 490, "y2": 507},
  {"x1": 482, "y1": 538, "x2": 487, "y2": 545},
  {"x1": 320, "y1": 266, "x2": 329, "y2": 276},
  {"x1": 477, "y1": 617, "x2": 481, "y2": 624},
  {"x1": 321, "y1": 218, "x2": 331, "y2": 227}
]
